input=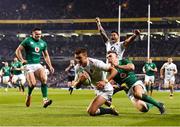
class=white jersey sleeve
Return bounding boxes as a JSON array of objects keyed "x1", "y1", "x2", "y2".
[
  {"x1": 89, "y1": 58, "x2": 110, "y2": 71},
  {"x1": 105, "y1": 41, "x2": 125, "y2": 60}
]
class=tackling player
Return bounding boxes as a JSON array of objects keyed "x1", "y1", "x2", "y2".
[{"x1": 107, "y1": 51, "x2": 165, "y2": 114}]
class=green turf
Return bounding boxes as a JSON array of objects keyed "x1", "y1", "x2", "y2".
[{"x1": 0, "y1": 88, "x2": 180, "y2": 126}]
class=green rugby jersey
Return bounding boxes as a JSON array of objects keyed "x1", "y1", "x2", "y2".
[
  {"x1": 1, "y1": 66, "x2": 11, "y2": 76},
  {"x1": 11, "y1": 61, "x2": 23, "y2": 75},
  {"x1": 20, "y1": 37, "x2": 47, "y2": 64},
  {"x1": 143, "y1": 62, "x2": 156, "y2": 76},
  {"x1": 113, "y1": 58, "x2": 137, "y2": 89}
]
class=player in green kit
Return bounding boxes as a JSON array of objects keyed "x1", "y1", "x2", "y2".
[
  {"x1": 15, "y1": 28, "x2": 54, "y2": 108},
  {"x1": 0, "y1": 62, "x2": 13, "y2": 91},
  {"x1": 106, "y1": 51, "x2": 165, "y2": 114},
  {"x1": 11, "y1": 57, "x2": 26, "y2": 93},
  {"x1": 143, "y1": 58, "x2": 157, "y2": 96}
]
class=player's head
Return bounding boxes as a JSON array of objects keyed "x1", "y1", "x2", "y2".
[
  {"x1": 110, "y1": 31, "x2": 119, "y2": 43},
  {"x1": 32, "y1": 28, "x2": 42, "y2": 41},
  {"x1": 147, "y1": 58, "x2": 152, "y2": 63},
  {"x1": 74, "y1": 48, "x2": 88, "y2": 67},
  {"x1": 107, "y1": 50, "x2": 118, "y2": 64},
  {"x1": 70, "y1": 59, "x2": 75, "y2": 65},
  {"x1": 13, "y1": 57, "x2": 18, "y2": 62},
  {"x1": 167, "y1": 57, "x2": 173, "y2": 64},
  {"x1": 4, "y1": 62, "x2": 8, "y2": 66}
]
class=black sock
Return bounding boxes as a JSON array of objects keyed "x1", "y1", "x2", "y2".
[{"x1": 97, "y1": 107, "x2": 114, "y2": 115}]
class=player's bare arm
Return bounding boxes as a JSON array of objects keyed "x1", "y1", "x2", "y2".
[
  {"x1": 150, "y1": 67, "x2": 157, "y2": 72},
  {"x1": 42, "y1": 50, "x2": 54, "y2": 74},
  {"x1": 15, "y1": 45, "x2": 27, "y2": 64},
  {"x1": 96, "y1": 66, "x2": 117, "y2": 90},
  {"x1": 95, "y1": 17, "x2": 109, "y2": 43},
  {"x1": 160, "y1": 66, "x2": 165, "y2": 79},
  {"x1": 142, "y1": 66, "x2": 146, "y2": 73},
  {"x1": 123, "y1": 30, "x2": 140, "y2": 48},
  {"x1": 173, "y1": 67, "x2": 178, "y2": 75}
]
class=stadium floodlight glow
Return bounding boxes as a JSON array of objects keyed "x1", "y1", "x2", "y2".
[
  {"x1": 17, "y1": 33, "x2": 26, "y2": 38},
  {"x1": 176, "y1": 20, "x2": 180, "y2": 24},
  {"x1": 42, "y1": 33, "x2": 50, "y2": 36},
  {"x1": 71, "y1": 33, "x2": 79, "y2": 37},
  {"x1": 147, "y1": 21, "x2": 153, "y2": 24}
]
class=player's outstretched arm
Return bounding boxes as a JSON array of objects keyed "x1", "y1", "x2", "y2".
[
  {"x1": 95, "y1": 17, "x2": 109, "y2": 43},
  {"x1": 115, "y1": 63, "x2": 135, "y2": 71},
  {"x1": 124, "y1": 30, "x2": 140, "y2": 48}
]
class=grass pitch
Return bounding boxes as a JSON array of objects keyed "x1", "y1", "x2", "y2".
[{"x1": 0, "y1": 88, "x2": 180, "y2": 126}]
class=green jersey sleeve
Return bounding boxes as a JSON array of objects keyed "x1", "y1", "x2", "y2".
[
  {"x1": 42, "y1": 40, "x2": 47, "y2": 51},
  {"x1": 20, "y1": 38, "x2": 29, "y2": 47}
]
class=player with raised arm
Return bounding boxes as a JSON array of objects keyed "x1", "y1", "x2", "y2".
[
  {"x1": 107, "y1": 51, "x2": 165, "y2": 114},
  {"x1": 15, "y1": 28, "x2": 54, "y2": 108},
  {"x1": 160, "y1": 58, "x2": 177, "y2": 98},
  {"x1": 71, "y1": 48, "x2": 118, "y2": 116},
  {"x1": 95, "y1": 17, "x2": 140, "y2": 60},
  {"x1": 143, "y1": 58, "x2": 157, "y2": 96}
]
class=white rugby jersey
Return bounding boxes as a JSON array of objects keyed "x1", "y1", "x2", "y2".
[
  {"x1": 75, "y1": 58, "x2": 110, "y2": 86},
  {"x1": 105, "y1": 41, "x2": 125, "y2": 60},
  {"x1": 162, "y1": 62, "x2": 177, "y2": 79}
]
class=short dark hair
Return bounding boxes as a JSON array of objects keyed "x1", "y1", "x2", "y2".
[
  {"x1": 107, "y1": 50, "x2": 118, "y2": 55},
  {"x1": 111, "y1": 31, "x2": 119, "y2": 36},
  {"x1": 75, "y1": 48, "x2": 88, "y2": 55},
  {"x1": 32, "y1": 28, "x2": 41, "y2": 32}
]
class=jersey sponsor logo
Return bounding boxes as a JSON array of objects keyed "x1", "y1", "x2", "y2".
[
  {"x1": 110, "y1": 46, "x2": 117, "y2": 53},
  {"x1": 35, "y1": 47, "x2": 40, "y2": 52},
  {"x1": 119, "y1": 73, "x2": 127, "y2": 78}
]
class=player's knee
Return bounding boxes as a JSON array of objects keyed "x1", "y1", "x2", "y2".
[
  {"x1": 134, "y1": 93, "x2": 142, "y2": 99},
  {"x1": 87, "y1": 111, "x2": 96, "y2": 116},
  {"x1": 30, "y1": 80, "x2": 36, "y2": 86},
  {"x1": 40, "y1": 77, "x2": 47, "y2": 84},
  {"x1": 87, "y1": 108, "x2": 96, "y2": 116}
]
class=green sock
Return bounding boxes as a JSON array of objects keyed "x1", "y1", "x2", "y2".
[
  {"x1": 41, "y1": 84, "x2": 48, "y2": 98},
  {"x1": 142, "y1": 94, "x2": 160, "y2": 108},
  {"x1": 146, "y1": 102, "x2": 154, "y2": 110},
  {"x1": 28, "y1": 86, "x2": 34, "y2": 96}
]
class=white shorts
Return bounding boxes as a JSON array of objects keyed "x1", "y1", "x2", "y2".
[
  {"x1": 24, "y1": 64, "x2": 44, "y2": 73},
  {"x1": 12, "y1": 74, "x2": 26, "y2": 84},
  {"x1": 145, "y1": 75, "x2": 155, "y2": 83},
  {"x1": 95, "y1": 82, "x2": 113, "y2": 100},
  {"x1": 2, "y1": 76, "x2": 10, "y2": 84},
  {"x1": 127, "y1": 80, "x2": 146, "y2": 101},
  {"x1": 164, "y1": 77, "x2": 175, "y2": 88}
]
